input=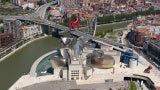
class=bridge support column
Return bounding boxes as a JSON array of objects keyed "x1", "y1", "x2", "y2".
[
  {"x1": 41, "y1": 25, "x2": 47, "y2": 34},
  {"x1": 95, "y1": 42, "x2": 101, "y2": 48},
  {"x1": 87, "y1": 16, "x2": 97, "y2": 36},
  {"x1": 52, "y1": 28, "x2": 60, "y2": 38},
  {"x1": 41, "y1": 25, "x2": 52, "y2": 35}
]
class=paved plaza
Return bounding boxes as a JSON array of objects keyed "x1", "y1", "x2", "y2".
[{"x1": 19, "y1": 81, "x2": 129, "y2": 90}]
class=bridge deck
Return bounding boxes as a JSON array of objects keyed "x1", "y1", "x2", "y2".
[
  {"x1": 70, "y1": 30, "x2": 125, "y2": 47},
  {"x1": 3, "y1": 0, "x2": 125, "y2": 51}
]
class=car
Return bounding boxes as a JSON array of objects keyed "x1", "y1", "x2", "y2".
[{"x1": 153, "y1": 62, "x2": 160, "y2": 68}]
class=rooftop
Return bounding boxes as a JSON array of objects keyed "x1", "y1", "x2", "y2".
[
  {"x1": 151, "y1": 39, "x2": 160, "y2": 47},
  {"x1": 0, "y1": 33, "x2": 12, "y2": 38},
  {"x1": 9, "y1": 47, "x2": 160, "y2": 90}
]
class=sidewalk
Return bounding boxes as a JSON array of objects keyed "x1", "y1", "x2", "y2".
[{"x1": 0, "y1": 35, "x2": 48, "y2": 62}]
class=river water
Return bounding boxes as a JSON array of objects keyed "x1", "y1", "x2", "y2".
[{"x1": 0, "y1": 36, "x2": 60, "y2": 90}]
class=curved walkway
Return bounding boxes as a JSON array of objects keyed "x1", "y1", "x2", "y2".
[
  {"x1": 29, "y1": 50, "x2": 57, "y2": 77},
  {"x1": 9, "y1": 50, "x2": 58, "y2": 90},
  {"x1": 0, "y1": 35, "x2": 48, "y2": 62}
]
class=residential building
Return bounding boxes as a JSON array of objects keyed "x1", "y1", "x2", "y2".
[
  {"x1": 11, "y1": 0, "x2": 38, "y2": 6},
  {"x1": 129, "y1": 27, "x2": 160, "y2": 46},
  {"x1": 10, "y1": 0, "x2": 20, "y2": 5},
  {"x1": 19, "y1": 24, "x2": 42, "y2": 39},
  {"x1": 128, "y1": 15, "x2": 160, "y2": 46},
  {"x1": 3, "y1": 19, "x2": 22, "y2": 41},
  {"x1": 114, "y1": 0, "x2": 128, "y2": 5},
  {"x1": 0, "y1": 33, "x2": 13, "y2": 47},
  {"x1": 49, "y1": 6, "x2": 63, "y2": 23},
  {"x1": 10, "y1": 0, "x2": 38, "y2": 9},
  {"x1": 129, "y1": 28, "x2": 151, "y2": 46},
  {"x1": 143, "y1": 39, "x2": 160, "y2": 64},
  {"x1": 58, "y1": 0, "x2": 79, "y2": 6}
]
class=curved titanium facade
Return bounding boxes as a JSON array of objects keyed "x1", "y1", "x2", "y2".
[{"x1": 90, "y1": 50, "x2": 115, "y2": 69}]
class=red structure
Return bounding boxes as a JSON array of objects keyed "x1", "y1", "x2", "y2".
[
  {"x1": 144, "y1": 65, "x2": 152, "y2": 73},
  {"x1": 69, "y1": 14, "x2": 80, "y2": 31}
]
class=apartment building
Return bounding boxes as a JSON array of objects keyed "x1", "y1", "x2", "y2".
[
  {"x1": 129, "y1": 15, "x2": 160, "y2": 46},
  {"x1": 58, "y1": 0, "x2": 79, "y2": 6},
  {"x1": 3, "y1": 19, "x2": 22, "y2": 41},
  {"x1": 11, "y1": 0, "x2": 38, "y2": 9},
  {"x1": 49, "y1": 6, "x2": 63, "y2": 23},
  {"x1": 19, "y1": 24, "x2": 42, "y2": 39},
  {"x1": 0, "y1": 33, "x2": 13, "y2": 47},
  {"x1": 143, "y1": 39, "x2": 160, "y2": 64},
  {"x1": 11, "y1": 0, "x2": 38, "y2": 6}
]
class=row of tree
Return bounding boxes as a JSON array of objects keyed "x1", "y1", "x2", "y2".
[
  {"x1": 37, "y1": 0, "x2": 45, "y2": 6},
  {"x1": 0, "y1": 0, "x2": 10, "y2": 3},
  {"x1": 61, "y1": 9, "x2": 160, "y2": 27},
  {"x1": 97, "y1": 9, "x2": 160, "y2": 24},
  {"x1": 0, "y1": 27, "x2": 4, "y2": 33},
  {"x1": 61, "y1": 15, "x2": 87, "y2": 27}
]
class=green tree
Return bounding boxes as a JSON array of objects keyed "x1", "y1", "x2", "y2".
[
  {"x1": 0, "y1": 27, "x2": 4, "y2": 33},
  {"x1": 62, "y1": 9, "x2": 160, "y2": 26},
  {"x1": 1, "y1": 0, "x2": 10, "y2": 3},
  {"x1": 0, "y1": 19, "x2": 2, "y2": 23},
  {"x1": 48, "y1": 14, "x2": 52, "y2": 19},
  {"x1": 37, "y1": 0, "x2": 45, "y2": 6},
  {"x1": 71, "y1": 14, "x2": 77, "y2": 21},
  {"x1": 26, "y1": 6, "x2": 30, "y2": 10},
  {"x1": 61, "y1": 14, "x2": 81, "y2": 26},
  {"x1": 107, "y1": 15, "x2": 114, "y2": 22},
  {"x1": 61, "y1": 18, "x2": 69, "y2": 26}
]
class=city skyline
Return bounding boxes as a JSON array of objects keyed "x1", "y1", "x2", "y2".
[{"x1": 0, "y1": 0, "x2": 160, "y2": 90}]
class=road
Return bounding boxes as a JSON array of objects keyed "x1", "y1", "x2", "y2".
[
  {"x1": 125, "y1": 33, "x2": 160, "y2": 81},
  {"x1": 4, "y1": 1, "x2": 54, "y2": 20},
  {"x1": 3, "y1": 1, "x2": 128, "y2": 52}
]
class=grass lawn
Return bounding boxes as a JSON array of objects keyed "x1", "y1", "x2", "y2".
[
  {"x1": 109, "y1": 30, "x2": 120, "y2": 36},
  {"x1": 80, "y1": 21, "x2": 131, "y2": 36},
  {"x1": 107, "y1": 35, "x2": 117, "y2": 41},
  {"x1": 96, "y1": 21, "x2": 130, "y2": 33},
  {"x1": 80, "y1": 21, "x2": 130, "y2": 41},
  {"x1": 130, "y1": 81, "x2": 137, "y2": 90}
]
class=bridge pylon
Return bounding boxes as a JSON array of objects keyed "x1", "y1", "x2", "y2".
[{"x1": 87, "y1": 15, "x2": 97, "y2": 37}]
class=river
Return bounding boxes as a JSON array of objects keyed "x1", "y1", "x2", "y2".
[{"x1": 0, "y1": 36, "x2": 60, "y2": 90}]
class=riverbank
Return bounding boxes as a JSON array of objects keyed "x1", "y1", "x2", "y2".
[
  {"x1": 9, "y1": 50, "x2": 57, "y2": 90},
  {"x1": 81, "y1": 20, "x2": 131, "y2": 38},
  {"x1": 30, "y1": 50, "x2": 57, "y2": 76},
  {"x1": 81, "y1": 20, "x2": 131, "y2": 30},
  {"x1": 0, "y1": 35, "x2": 48, "y2": 63},
  {"x1": 0, "y1": 36, "x2": 60, "y2": 90}
]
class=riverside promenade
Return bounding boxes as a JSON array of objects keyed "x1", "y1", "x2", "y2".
[
  {"x1": 9, "y1": 50, "x2": 59, "y2": 90},
  {"x1": 0, "y1": 35, "x2": 48, "y2": 62},
  {"x1": 29, "y1": 50, "x2": 57, "y2": 76}
]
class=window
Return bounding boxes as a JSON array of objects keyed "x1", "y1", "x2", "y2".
[
  {"x1": 76, "y1": 77, "x2": 79, "y2": 80},
  {"x1": 71, "y1": 78, "x2": 74, "y2": 80}
]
